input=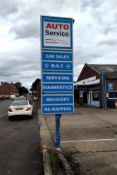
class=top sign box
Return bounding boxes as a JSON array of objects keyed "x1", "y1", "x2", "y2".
[{"x1": 41, "y1": 16, "x2": 73, "y2": 49}]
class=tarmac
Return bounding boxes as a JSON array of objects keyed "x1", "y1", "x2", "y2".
[{"x1": 39, "y1": 107, "x2": 117, "y2": 175}]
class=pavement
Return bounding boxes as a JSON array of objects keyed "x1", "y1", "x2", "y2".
[{"x1": 39, "y1": 107, "x2": 117, "y2": 175}]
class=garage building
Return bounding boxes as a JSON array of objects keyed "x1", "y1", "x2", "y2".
[{"x1": 74, "y1": 64, "x2": 117, "y2": 108}]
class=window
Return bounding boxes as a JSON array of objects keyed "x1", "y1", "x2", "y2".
[
  {"x1": 12, "y1": 101, "x2": 28, "y2": 106},
  {"x1": 109, "y1": 92, "x2": 117, "y2": 98},
  {"x1": 92, "y1": 91, "x2": 99, "y2": 101}
]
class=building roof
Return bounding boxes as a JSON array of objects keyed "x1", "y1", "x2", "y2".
[
  {"x1": 106, "y1": 72, "x2": 117, "y2": 79},
  {"x1": 74, "y1": 79, "x2": 100, "y2": 86},
  {"x1": 0, "y1": 82, "x2": 18, "y2": 95},
  {"x1": 88, "y1": 64, "x2": 117, "y2": 74}
]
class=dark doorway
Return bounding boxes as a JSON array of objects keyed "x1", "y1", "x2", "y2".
[{"x1": 83, "y1": 92, "x2": 88, "y2": 104}]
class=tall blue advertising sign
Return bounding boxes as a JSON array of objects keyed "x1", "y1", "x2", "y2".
[{"x1": 41, "y1": 16, "x2": 74, "y2": 114}]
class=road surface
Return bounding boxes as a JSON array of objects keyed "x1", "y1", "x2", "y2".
[{"x1": 0, "y1": 99, "x2": 43, "y2": 175}]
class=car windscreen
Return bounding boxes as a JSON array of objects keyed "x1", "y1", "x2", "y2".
[
  {"x1": 14, "y1": 97, "x2": 26, "y2": 100},
  {"x1": 12, "y1": 101, "x2": 28, "y2": 106}
]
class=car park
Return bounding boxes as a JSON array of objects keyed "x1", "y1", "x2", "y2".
[{"x1": 8, "y1": 100, "x2": 33, "y2": 119}]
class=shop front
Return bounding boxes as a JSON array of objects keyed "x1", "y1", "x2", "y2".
[
  {"x1": 75, "y1": 64, "x2": 117, "y2": 108},
  {"x1": 74, "y1": 82, "x2": 100, "y2": 108}
]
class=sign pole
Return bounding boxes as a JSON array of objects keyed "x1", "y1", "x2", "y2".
[{"x1": 55, "y1": 114, "x2": 61, "y2": 148}]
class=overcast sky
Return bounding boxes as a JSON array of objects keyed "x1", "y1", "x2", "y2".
[{"x1": 0, "y1": 0, "x2": 117, "y2": 89}]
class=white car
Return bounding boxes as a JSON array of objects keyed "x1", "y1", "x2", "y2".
[
  {"x1": 8, "y1": 100, "x2": 33, "y2": 119},
  {"x1": 10, "y1": 94, "x2": 16, "y2": 100},
  {"x1": 14, "y1": 96, "x2": 27, "y2": 101}
]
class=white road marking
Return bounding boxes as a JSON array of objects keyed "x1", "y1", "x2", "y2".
[{"x1": 61, "y1": 138, "x2": 117, "y2": 143}]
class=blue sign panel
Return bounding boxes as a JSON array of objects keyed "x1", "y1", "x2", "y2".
[
  {"x1": 41, "y1": 16, "x2": 74, "y2": 114},
  {"x1": 42, "y1": 105, "x2": 73, "y2": 114},
  {"x1": 42, "y1": 83, "x2": 73, "y2": 94},
  {"x1": 42, "y1": 95, "x2": 73, "y2": 105},
  {"x1": 42, "y1": 51, "x2": 72, "y2": 61},
  {"x1": 42, "y1": 62, "x2": 72, "y2": 72},
  {"x1": 42, "y1": 74, "x2": 73, "y2": 83}
]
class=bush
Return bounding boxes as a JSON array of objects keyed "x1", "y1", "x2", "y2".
[{"x1": 49, "y1": 149, "x2": 64, "y2": 175}]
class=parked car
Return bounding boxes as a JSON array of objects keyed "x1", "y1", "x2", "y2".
[
  {"x1": 10, "y1": 94, "x2": 16, "y2": 100},
  {"x1": 14, "y1": 96, "x2": 27, "y2": 101},
  {"x1": 8, "y1": 100, "x2": 33, "y2": 119}
]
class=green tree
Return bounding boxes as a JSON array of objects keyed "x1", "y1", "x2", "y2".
[
  {"x1": 19, "y1": 86, "x2": 29, "y2": 95},
  {"x1": 14, "y1": 82, "x2": 28, "y2": 96},
  {"x1": 31, "y1": 79, "x2": 41, "y2": 93},
  {"x1": 14, "y1": 82, "x2": 22, "y2": 89}
]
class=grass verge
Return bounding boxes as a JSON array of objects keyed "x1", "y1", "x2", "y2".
[{"x1": 49, "y1": 148, "x2": 64, "y2": 175}]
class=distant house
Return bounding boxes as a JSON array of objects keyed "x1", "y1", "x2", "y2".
[
  {"x1": 0, "y1": 82, "x2": 18, "y2": 99},
  {"x1": 74, "y1": 64, "x2": 117, "y2": 108}
]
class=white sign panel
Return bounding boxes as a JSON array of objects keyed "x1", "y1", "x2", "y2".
[
  {"x1": 44, "y1": 22, "x2": 71, "y2": 47},
  {"x1": 41, "y1": 16, "x2": 72, "y2": 49}
]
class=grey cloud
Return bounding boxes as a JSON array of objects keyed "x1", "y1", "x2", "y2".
[
  {"x1": 103, "y1": 25, "x2": 117, "y2": 35},
  {"x1": 74, "y1": 52, "x2": 100, "y2": 65},
  {"x1": 114, "y1": 13, "x2": 117, "y2": 23},
  {"x1": 39, "y1": 0, "x2": 63, "y2": 14},
  {"x1": 74, "y1": 38, "x2": 104, "y2": 65},
  {"x1": 80, "y1": 0, "x2": 102, "y2": 11},
  {"x1": 104, "y1": 27, "x2": 113, "y2": 35},
  {"x1": 0, "y1": 64, "x2": 20, "y2": 78},
  {"x1": 0, "y1": 57, "x2": 40, "y2": 72},
  {"x1": 0, "y1": 49, "x2": 40, "y2": 85},
  {"x1": 0, "y1": 0, "x2": 20, "y2": 16},
  {"x1": 9, "y1": 20, "x2": 40, "y2": 39},
  {"x1": 0, "y1": 60, "x2": 40, "y2": 86},
  {"x1": 99, "y1": 39, "x2": 117, "y2": 46},
  {"x1": 1, "y1": 0, "x2": 117, "y2": 88}
]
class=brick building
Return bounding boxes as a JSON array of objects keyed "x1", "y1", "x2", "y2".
[
  {"x1": 74, "y1": 64, "x2": 117, "y2": 108},
  {"x1": 0, "y1": 82, "x2": 18, "y2": 98}
]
